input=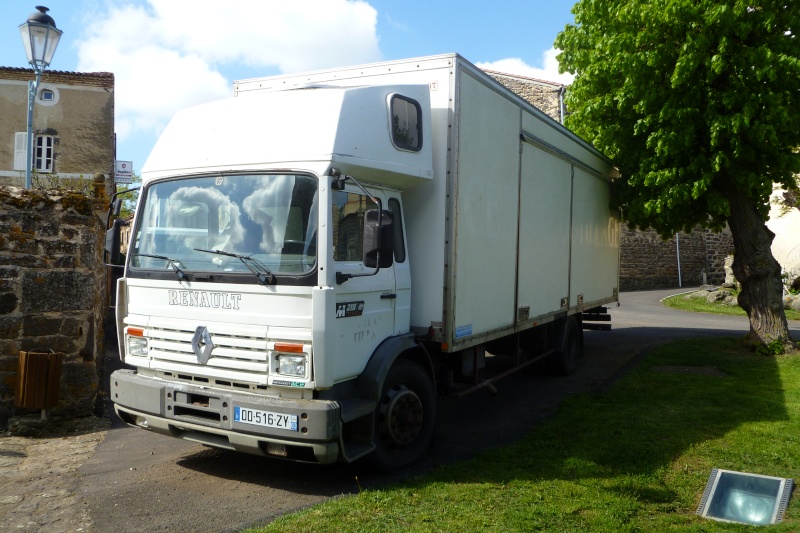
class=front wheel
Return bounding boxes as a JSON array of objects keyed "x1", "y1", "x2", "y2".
[{"x1": 369, "y1": 359, "x2": 436, "y2": 471}]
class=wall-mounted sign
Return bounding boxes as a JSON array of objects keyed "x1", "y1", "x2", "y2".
[{"x1": 114, "y1": 160, "x2": 133, "y2": 183}]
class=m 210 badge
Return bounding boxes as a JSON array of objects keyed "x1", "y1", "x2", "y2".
[{"x1": 336, "y1": 301, "x2": 365, "y2": 318}]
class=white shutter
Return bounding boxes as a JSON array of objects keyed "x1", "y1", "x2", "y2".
[{"x1": 13, "y1": 132, "x2": 27, "y2": 171}]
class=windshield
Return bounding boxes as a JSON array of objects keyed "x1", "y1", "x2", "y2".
[{"x1": 130, "y1": 174, "x2": 318, "y2": 277}]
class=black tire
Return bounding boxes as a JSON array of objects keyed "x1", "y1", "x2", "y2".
[
  {"x1": 369, "y1": 359, "x2": 436, "y2": 471},
  {"x1": 547, "y1": 316, "x2": 583, "y2": 376}
]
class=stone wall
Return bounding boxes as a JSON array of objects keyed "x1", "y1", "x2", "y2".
[
  {"x1": 704, "y1": 228, "x2": 736, "y2": 286},
  {"x1": 619, "y1": 225, "x2": 734, "y2": 291},
  {"x1": 0, "y1": 187, "x2": 107, "y2": 425}
]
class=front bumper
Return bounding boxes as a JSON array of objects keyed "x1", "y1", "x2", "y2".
[{"x1": 111, "y1": 369, "x2": 341, "y2": 463}]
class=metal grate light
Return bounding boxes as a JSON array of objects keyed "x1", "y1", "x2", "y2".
[{"x1": 697, "y1": 468, "x2": 794, "y2": 526}]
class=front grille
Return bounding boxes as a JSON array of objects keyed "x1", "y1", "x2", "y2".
[
  {"x1": 149, "y1": 327, "x2": 268, "y2": 373},
  {"x1": 134, "y1": 319, "x2": 273, "y2": 385},
  {"x1": 125, "y1": 316, "x2": 312, "y2": 388}
]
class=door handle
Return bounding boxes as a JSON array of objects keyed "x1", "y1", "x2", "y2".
[{"x1": 380, "y1": 293, "x2": 397, "y2": 300}]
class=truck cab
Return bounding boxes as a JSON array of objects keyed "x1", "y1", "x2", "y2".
[{"x1": 109, "y1": 83, "x2": 436, "y2": 469}]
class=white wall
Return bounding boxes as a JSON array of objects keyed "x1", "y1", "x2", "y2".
[{"x1": 768, "y1": 189, "x2": 800, "y2": 278}]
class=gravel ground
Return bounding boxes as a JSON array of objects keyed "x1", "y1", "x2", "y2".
[{"x1": 0, "y1": 416, "x2": 110, "y2": 532}]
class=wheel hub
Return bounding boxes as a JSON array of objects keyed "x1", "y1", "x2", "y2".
[{"x1": 379, "y1": 384, "x2": 424, "y2": 445}]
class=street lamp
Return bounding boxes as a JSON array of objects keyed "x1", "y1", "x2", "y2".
[{"x1": 19, "y1": 6, "x2": 62, "y2": 190}]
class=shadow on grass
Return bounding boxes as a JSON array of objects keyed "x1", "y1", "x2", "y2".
[{"x1": 428, "y1": 337, "x2": 790, "y2": 488}]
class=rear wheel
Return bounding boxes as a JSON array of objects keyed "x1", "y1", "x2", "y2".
[
  {"x1": 369, "y1": 359, "x2": 436, "y2": 471},
  {"x1": 547, "y1": 316, "x2": 583, "y2": 376}
]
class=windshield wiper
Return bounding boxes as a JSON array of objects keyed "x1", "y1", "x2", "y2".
[
  {"x1": 194, "y1": 248, "x2": 276, "y2": 284},
  {"x1": 136, "y1": 253, "x2": 187, "y2": 282}
]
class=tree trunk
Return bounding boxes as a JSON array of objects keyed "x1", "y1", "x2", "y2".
[{"x1": 720, "y1": 181, "x2": 794, "y2": 349}]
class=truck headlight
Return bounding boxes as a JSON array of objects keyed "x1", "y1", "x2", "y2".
[
  {"x1": 127, "y1": 335, "x2": 148, "y2": 357},
  {"x1": 278, "y1": 355, "x2": 306, "y2": 377}
]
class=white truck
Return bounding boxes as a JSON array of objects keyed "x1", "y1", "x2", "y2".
[{"x1": 106, "y1": 54, "x2": 620, "y2": 470}]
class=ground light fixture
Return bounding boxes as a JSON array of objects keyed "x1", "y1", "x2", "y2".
[
  {"x1": 19, "y1": 5, "x2": 62, "y2": 190},
  {"x1": 697, "y1": 468, "x2": 794, "y2": 526}
]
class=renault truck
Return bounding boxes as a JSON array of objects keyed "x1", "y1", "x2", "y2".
[{"x1": 106, "y1": 54, "x2": 620, "y2": 470}]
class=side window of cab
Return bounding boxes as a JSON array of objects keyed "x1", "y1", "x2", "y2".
[
  {"x1": 389, "y1": 95, "x2": 422, "y2": 152},
  {"x1": 332, "y1": 191, "x2": 368, "y2": 262}
]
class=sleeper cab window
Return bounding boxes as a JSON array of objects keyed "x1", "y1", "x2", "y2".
[{"x1": 389, "y1": 94, "x2": 422, "y2": 152}]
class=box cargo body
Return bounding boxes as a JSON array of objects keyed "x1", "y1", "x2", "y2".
[
  {"x1": 234, "y1": 54, "x2": 620, "y2": 351},
  {"x1": 108, "y1": 53, "x2": 619, "y2": 470}
]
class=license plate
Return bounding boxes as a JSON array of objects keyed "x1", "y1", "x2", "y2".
[{"x1": 233, "y1": 406, "x2": 298, "y2": 431}]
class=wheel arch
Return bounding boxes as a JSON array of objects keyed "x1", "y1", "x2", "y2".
[{"x1": 356, "y1": 334, "x2": 436, "y2": 402}]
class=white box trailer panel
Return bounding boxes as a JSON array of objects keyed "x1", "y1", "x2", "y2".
[
  {"x1": 446, "y1": 63, "x2": 618, "y2": 350},
  {"x1": 449, "y1": 71, "x2": 521, "y2": 342},
  {"x1": 570, "y1": 167, "x2": 620, "y2": 308},
  {"x1": 517, "y1": 143, "x2": 573, "y2": 322}
]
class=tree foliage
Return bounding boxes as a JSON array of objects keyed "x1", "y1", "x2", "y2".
[
  {"x1": 556, "y1": 0, "x2": 800, "y2": 348},
  {"x1": 115, "y1": 172, "x2": 141, "y2": 219},
  {"x1": 556, "y1": 0, "x2": 800, "y2": 238}
]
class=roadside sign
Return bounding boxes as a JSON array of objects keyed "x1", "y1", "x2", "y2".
[{"x1": 115, "y1": 161, "x2": 133, "y2": 183}]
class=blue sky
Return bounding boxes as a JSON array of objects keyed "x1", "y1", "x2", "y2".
[{"x1": 2, "y1": 1, "x2": 577, "y2": 174}]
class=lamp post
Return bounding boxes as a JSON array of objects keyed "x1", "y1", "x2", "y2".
[{"x1": 19, "y1": 6, "x2": 62, "y2": 190}]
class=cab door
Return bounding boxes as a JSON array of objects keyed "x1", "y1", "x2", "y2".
[{"x1": 332, "y1": 188, "x2": 396, "y2": 380}]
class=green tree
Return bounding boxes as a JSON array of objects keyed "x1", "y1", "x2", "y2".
[
  {"x1": 114, "y1": 172, "x2": 141, "y2": 219},
  {"x1": 556, "y1": 0, "x2": 800, "y2": 350}
]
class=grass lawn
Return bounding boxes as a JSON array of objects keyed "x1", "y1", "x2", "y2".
[
  {"x1": 662, "y1": 292, "x2": 800, "y2": 322},
  {"x1": 249, "y1": 338, "x2": 800, "y2": 532}
]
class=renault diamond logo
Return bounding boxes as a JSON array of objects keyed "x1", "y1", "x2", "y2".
[{"x1": 191, "y1": 326, "x2": 214, "y2": 364}]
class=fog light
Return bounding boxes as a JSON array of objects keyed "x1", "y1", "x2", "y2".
[
  {"x1": 266, "y1": 443, "x2": 287, "y2": 457},
  {"x1": 278, "y1": 355, "x2": 306, "y2": 377},
  {"x1": 697, "y1": 468, "x2": 794, "y2": 525},
  {"x1": 127, "y1": 335, "x2": 148, "y2": 357}
]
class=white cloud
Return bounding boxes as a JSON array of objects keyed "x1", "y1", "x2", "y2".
[
  {"x1": 75, "y1": 0, "x2": 381, "y2": 142},
  {"x1": 148, "y1": 0, "x2": 380, "y2": 72},
  {"x1": 476, "y1": 48, "x2": 574, "y2": 85}
]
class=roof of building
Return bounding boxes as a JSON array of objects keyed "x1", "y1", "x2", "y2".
[
  {"x1": 483, "y1": 69, "x2": 566, "y2": 89},
  {"x1": 0, "y1": 67, "x2": 114, "y2": 88}
]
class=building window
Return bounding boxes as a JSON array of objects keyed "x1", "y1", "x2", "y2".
[
  {"x1": 40, "y1": 89, "x2": 55, "y2": 102},
  {"x1": 12, "y1": 133, "x2": 56, "y2": 173},
  {"x1": 33, "y1": 135, "x2": 55, "y2": 173}
]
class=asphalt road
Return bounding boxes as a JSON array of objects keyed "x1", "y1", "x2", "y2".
[{"x1": 78, "y1": 288, "x2": 800, "y2": 532}]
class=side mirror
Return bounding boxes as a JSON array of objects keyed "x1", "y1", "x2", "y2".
[
  {"x1": 104, "y1": 218, "x2": 127, "y2": 266},
  {"x1": 111, "y1": 197, "x2": 123, "y2": 217},
  {"x1": 363, "y1": 210, "x2": 394, "y2": 269},
  {"x1": 331, "y1": 176, "x2": 346, "y2": 191}
]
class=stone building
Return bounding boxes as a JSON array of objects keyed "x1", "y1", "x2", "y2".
[
  {"x1": 0, "y1": 68, "x2": 115, "y2": 427},
  {"x1": 0, "y1": 68, "x2": 115, "y2": 193},
  {"x1": 486, "y1": 69, "x2": 735, "y2": 290}
]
